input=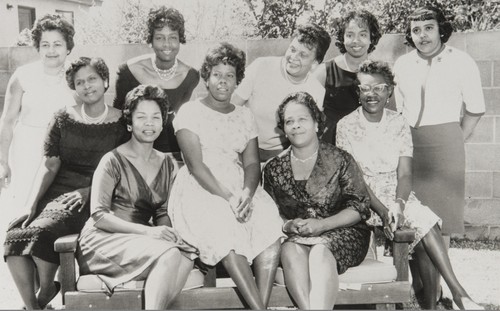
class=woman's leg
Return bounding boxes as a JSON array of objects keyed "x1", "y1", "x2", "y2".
[
  {"x1": 420, "y1": 225, "x2": 482, "y2": 309},
  {"x1": 32, "y1": 256, "x2": 59, "y2": 309},
  {"x1": 144, "y1": 248, "x2": 188, "y2": 309},
  {"x1": 308, "y1": 244, "x2": 339, "y2": 309},
  {"x1": 221, "y1": 250, "x2": 265, "y2": 310},
  {"x1": 6, "y1": 256, "x2": 40, "y2": 310},
  {"x1": 280, "y1": 242, "x2": 311, "y2": 309},
  {"x1": 253, "y1": 239, "x2": 281, "y2": 307},
  {"x1": 412, "y1": 242, "x2": 439, "y2": 309}
]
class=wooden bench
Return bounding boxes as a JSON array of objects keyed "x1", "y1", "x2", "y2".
[{"x1": 54, "y1": 228, "x2": 414, "y2": 309}]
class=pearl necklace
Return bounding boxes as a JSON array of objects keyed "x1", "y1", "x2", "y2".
[
  {"x1": 81, "y1": 103, "x2": 109, "y2": 124},
  {"x1": 151, "y1": 56, "x2": 178, "y2": 81},
  {"x1": 291, "y1": 148, "x2": 318, "y2": 163}
]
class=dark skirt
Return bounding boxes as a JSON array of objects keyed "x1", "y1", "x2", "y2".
[
  {"x1": 411, "y1": 123, "x2": 465, "y2": 234},
  {"x1": 4, "y1": 192, "x2": 88, "y2": 264}
]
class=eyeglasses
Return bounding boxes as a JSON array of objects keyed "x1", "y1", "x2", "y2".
[{"x1": 358, "y1": 83, "x2": 389, "y2": 94}]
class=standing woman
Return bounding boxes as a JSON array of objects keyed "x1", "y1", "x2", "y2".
[
  {"x1": 4, "y1": 57, "x2": 126, "y2": 310},
  {"x1": 313, "y1": 10, "x2": 381, "y2": 145},
  {"x1": 0, "y1": 14, "x2": 76, "y2": 211},
  {"x1": 233, "y1": 24, "x2": 330, "y2": 162},
  {"x1": 394, "y1": 6, "x2": 485, "y2": 243},
  {"x1": 113, "y1": 6, "x2": 200, "y2": 155},
  {"x1": 168, "y1": 43, "x2": 284, "y2": 310}
]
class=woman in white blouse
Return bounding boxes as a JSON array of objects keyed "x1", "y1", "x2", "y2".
[{"x1": 394, "y1": 6, "x2": 485, "y2": 243}]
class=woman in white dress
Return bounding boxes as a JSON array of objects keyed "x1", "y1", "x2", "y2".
[
  {"x1": 168, "y1": 42, "x2": 284, "y2": 310},
  {"x1": 0, "y1": 14, "x2": 76, "y2": 213}
]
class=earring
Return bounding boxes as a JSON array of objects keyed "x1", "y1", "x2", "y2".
[
  {"x1": 104, "y1": 81, "x2": 109, "y2": 88},
  {"x1": 148, "y1": 43, "x2": 152, "y2": 48},
  {"x1": 127, "y1": 125, "x2": 132, "y2": 132}
]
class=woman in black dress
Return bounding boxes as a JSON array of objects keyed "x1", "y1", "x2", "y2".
[
  {"x1": 4, "y1": 57, "x2": 126, "y2": 310},
  {"x1": 113, "y1": 6, "x2": 199, "y2": 156}
]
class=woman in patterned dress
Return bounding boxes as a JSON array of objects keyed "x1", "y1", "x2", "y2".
[
  {"x1": 4, "y1": 57, "x2": 126, "y2": 310},
  {"x1": 336, "y1": 60, "x2": 482, "y2": 310},
  {"x1": 263, "y1": 91, "x2": 371, "y2": 309},
  {"x1": 168, "y1": 42, "x2": 284, "y2": 310}
]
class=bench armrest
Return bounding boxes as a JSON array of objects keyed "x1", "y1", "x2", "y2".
[
  {"x1": 392, "y1": 229, "x2": 415, "y2": 282},
  {"x1": 54, "y1": 234, "x2": 79, "y2": 300}
]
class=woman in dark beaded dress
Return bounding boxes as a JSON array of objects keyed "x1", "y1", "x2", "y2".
[
  {"x1": 263, "y1": 92, "x2": 371, "y2": 309},
  {"x1": 4, "y1": 57, "x2": 126, "y2": 310},
  {"x1": 113, "y1": 6, "x2": 199, "y2": 155},
  {"x1": 313, "y1": 10, "x2": 382, "y2": 145}
]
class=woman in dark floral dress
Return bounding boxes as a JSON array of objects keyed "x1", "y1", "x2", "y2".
[
  {"x1": 4, "y1": 57, "x2": 126, "y2": 310},
  {"x1": 263, "y1": 91, "x2": 371, "y2": 309}
]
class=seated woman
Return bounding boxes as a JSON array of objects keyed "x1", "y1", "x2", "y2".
[
  {"x1": 263, "y1": 92, "x2": 371, "y2": 309},
  {"x1": 336, "y1": 60, "x2": 483, "y2": 310},
  {"x1": 168, "y1": 42, "x2": 284, "y2": 310},
  {"x1": 77, "y1": 85, "x2": 198, "y2": 310},
  {"x1": 4, "y1": 57, "x2": 126, "y2": 310}
]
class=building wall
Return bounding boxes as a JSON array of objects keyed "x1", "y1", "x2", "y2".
[
  {"x1": 0, "y1": 0, "x2": 98, "y2": 47},
  {"x1": 0, "y1": 31, "x2": 499, "y2": 237}
]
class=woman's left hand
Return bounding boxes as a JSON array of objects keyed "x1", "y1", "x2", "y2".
[
  {"x1": 62, "y1": 188, "x2": 89, "y2": 212},
  {"x1": 296, "y1": 218, "x2": 324, "y2": 237},
  {"x1": 231, "y1": 189, "x2": 254, "y2": 223}
]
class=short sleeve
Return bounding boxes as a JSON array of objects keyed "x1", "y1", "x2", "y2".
[
  {"x1": 335, "y1": 119, "x2": 352, "y2": 154},
  {"x1": 243, "y1": 107, "x2": 258, "y2": 139},
  {"x1": 393, "y1": 60, "x2": 405, "y2": 113},
  {"x1": 43, "y1": 111, "x2": 63, "y2": 158},
  {"x1": 173, "y1": 101, "x2": 200, "y2": 135},
  {"x1": 460, "y1": 56, "x2": 485, "y2": 114},
  {"x1": 113, "y1": 64, "x2": 140, "y2": 110},
  {"x1": 338, "y1": 151, "x2": 371, "y2": 221},
  {"x1": 399, "y1": 119, "x2": 413, "y2": 158},
  {"x1": 233, "y1": 58, "x2": 262, "y2": 102},
  {"x1": 90, "y1": 152, "x2": 121, "y2": 222}
]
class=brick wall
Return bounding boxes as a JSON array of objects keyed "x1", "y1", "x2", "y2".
[{"x1": 1, "y1": 32, "x2": 499, "y2": 237}]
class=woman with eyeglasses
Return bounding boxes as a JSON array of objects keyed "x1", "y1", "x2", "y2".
[{"x1": 336, "y1": 60, "x2": 483, "y2": 310}]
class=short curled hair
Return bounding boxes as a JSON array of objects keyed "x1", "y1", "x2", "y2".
[
  {"x1": 335, "y1": 10, "x2": 381, "y2": 55},
  {"x1": 355, "y1": 60, "x2": 396, "y2": 89},
  {"x1": 31, "y1": 14, "x2": 75, "y2": 52},
  {"x1": 405, "y1": 6, "x2": 454, "y2": 48},
  {"x1": 293, "y1": 24, "x2": 331, "y2": 63},
  {"x1": 200, "y1": 42, "x2": 246, "y2": 85},
  {"x1": 277, "y1": 92, "x2": 326, "y2": 137},
  {"x1": 146, "y1": 6, "x2": 186, "y2": 44},
  {"x1": 123, "y1": 85, "x2": 170, "y2": 127},
  {"x1": 65, "y1": 57, "x2": 110, "y2": 91}
]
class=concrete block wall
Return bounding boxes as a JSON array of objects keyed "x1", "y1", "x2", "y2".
[{"x1": 1, "y1": 31, "x2": 499, "y2": 237}]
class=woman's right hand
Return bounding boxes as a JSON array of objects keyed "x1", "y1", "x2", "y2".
[
  {"x1": 0, "y1": 162, "x2": 11, "y2": 191},
  {"x1": 283, "y1": 218, "x2": 305, "y2": 235},
  {"x1": 146, "y1": 225, "x2": 181, "y2": 243},
  {"x1": 380, "y1": 208, "x2": 395, "y2": 240},
  {"x1": 7, "y1": 214, "x2": 28, "y2": 230}
]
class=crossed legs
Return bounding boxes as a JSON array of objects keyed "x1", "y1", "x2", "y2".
[
  {"x1": 6, "y1": 255, "x2": 58, "y2": 310},
  {"x1": 280, "y1": 242, "x2": 339, "y2": 309},
  {"x1": 411, "y1": 225, "x2": 480, "y2": 310}
]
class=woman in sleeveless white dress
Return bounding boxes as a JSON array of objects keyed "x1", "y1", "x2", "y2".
[{"x1": 0, "y1": 15, "x2": 76, "y2": 224}]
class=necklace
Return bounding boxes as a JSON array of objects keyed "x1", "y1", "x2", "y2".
[
  {"x1": 291, "y1": 148, "x2": 318, "y2": 163},
  {"x1": 281, "y1": 59, "x2": 309, "y2": 85},
  {"x1": 343, "y1": 54, "x2": 359, "y2": 72},
  {"x1": 81, "y1": 103, "x2": 109, "y2": 124},
  {"x1": 151, "y1": 56, "x2": 178, "y2": 81}
]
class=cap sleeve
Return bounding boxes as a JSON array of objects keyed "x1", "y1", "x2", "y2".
[{"x1": 173, "y1": 101, "x2": 200, "y2": 135}]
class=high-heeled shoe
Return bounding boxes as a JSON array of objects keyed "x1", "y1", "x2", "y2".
[{"x1": 452, "y1": 296, "x2": 484, "y2": 310}]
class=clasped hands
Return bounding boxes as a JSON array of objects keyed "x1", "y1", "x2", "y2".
[
  {"x1": 284, "y1": 218, "x2": 324, "y2": 237},
  {"x1": 382, "y1": 202, "x2": 405, "y2": 240},
  {"x1": 228, "y1": 189, "x2": 253, "y2": 223}
]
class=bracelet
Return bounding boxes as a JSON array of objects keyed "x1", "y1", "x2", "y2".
[
  {"x1": 282, "y1": 219, "x2": 293, "y2": 233},
  {"x1": 395, "y1": 198, "x2": 406, "y2": 205}
]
